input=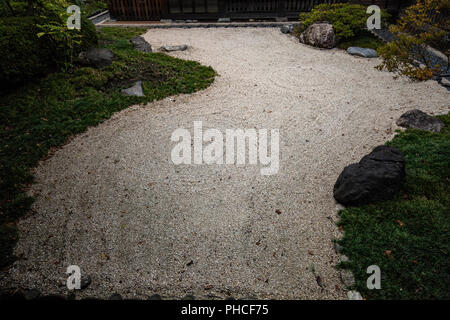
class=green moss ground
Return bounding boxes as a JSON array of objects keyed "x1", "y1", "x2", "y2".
[{"x1": 337, "y1": 113, "x2": 450, "y2": 299}]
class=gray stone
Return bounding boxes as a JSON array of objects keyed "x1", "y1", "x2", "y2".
[
  {"x1": 218, "y1": 18, "x2": 231, "y2": 23},
  {"x1": 333, "y1": 146, "x2": 406, "y2": 206},
  {"x1": 438, "y1": 76, "x2": 450, "y2": 88},
  {"x1": 280, "y1": 24, "x2": 294, "y2": 34},
  {"x1": 160, "y1": 45, "x2": 188, "y2": 52},
  {"x1": 347, "y1": 47, "x2": 378, "y2": 58},
  {"x1": 121, "y1": 81, "x2": 144, "y2": 97},
  {"x1": 182, "y1": 294, "x2": 195, "y2": 300},
  {"x1": 148, "y1": 294, "x2": 162, "y2": 300},
  {"x1": 130, "y1": 36, "x2": 152, "y2": 53},
  {"x1": 347, "y1": 290, "x2": 363, "y2": 300},
  {"x1": 396, "y1": 109, "x2": 444, "y2": 133},
  {"x1": 160, "y1": 19, "x2": 172, "y2": 23},
  {"x1": 340, "y1": 270, "x2": 355, "y2": 287},
  {"x1": 299, "y1": 23, "x2": 337, "y2": 49},
  {"x1": 78, "y1": 48, "x2": 114, "y2": 68}
]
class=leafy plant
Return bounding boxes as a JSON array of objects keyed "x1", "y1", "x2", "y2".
[
  {"x1": 0, "y1": 0, "x2": 99, "y2": 84},
  {"x1": 377, "y1": 0, "x2": 450, "y2": 80},
  {"x1": 299, "y1": 3, "x2": 390, "y2": 41},
  {"x1": 36, "y1": 0, "x2": 82, "y2": 71}
]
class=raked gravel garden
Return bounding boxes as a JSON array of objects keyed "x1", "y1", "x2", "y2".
[{"x1": 1, "y1": 25, "x2": 448, "y2": 300}]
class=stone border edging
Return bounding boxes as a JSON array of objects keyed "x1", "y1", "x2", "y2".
[
  {"x1": 98, "y1": 21, "x2": 300, "y2": 29},
  {"x1": 88, "y1": 10, "x2": 110, "y2": 25}
]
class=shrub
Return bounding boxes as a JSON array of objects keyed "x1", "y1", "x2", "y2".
[
  {"x1": 377, "y1": 0, "x2": 450, "y2": 80},
  {"x1": 0, "y1": 16, "x2": 54, "y2": 85},
  {"x1": 299, "y1": 3, "x2": 390, "y2": 41},
  {"x1": 0, "y1": 1, "x2": 99, "y2": 85},
  {"x1": 81, "y1": 14, "x2": 99, "y2": 50}
]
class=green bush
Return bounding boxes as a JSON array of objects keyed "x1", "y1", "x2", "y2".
[
  {"x1": 299, "y1": 3, "x2": 390, "y2": 41},
  {"x1": 80, "y1": 15, "x2": 99, "y2": 50},
  {"x1": 0, "y1": 2, "x2": 98, "y2": 85},
  {"x1": 0, "y1": 16, "x2": 53, "y2": 85},
  {"x1": 82, "y1": 0, "x2": 108, "y2": 17}
]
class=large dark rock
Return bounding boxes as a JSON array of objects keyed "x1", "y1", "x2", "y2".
[
  {"x1": 333, "y1": 146, "x2": 405, "y2": 206},
  {"x1": 78, "y1": 48, "x2": 114, "y2": 68},
  {"x1": 396, "y1": 109, "x2": 444, "y2": 133},
  {"x1": 299, "y1": 23, "x2": 337, "y2": 49},
  {"x1": 131, "y1": 36, "x2": 152, "y2": 53}
]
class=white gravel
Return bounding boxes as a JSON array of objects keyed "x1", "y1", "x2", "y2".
[{"x1": 1, "y1": 28, "x2": 448, "y2": 300}]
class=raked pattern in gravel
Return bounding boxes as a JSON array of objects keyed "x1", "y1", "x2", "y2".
[{"x1": 1, "y1": 28, "x2": 448, "y2": 299}]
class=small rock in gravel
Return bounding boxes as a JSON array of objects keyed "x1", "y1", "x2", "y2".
[
  {"x1": 280, "y1": 24, "x2": 294, "y2": 34},
  {"x1": 218, "y1": 18, "x2": 231, "y2": 23},
  {"x1": 439, "y1": 76, "x2": 450, "y2": 88},
  {"x1": 109, "y1": 293, "x2": 122, "y2": 300},
  {"x1": 347, "y1": 290, "x2": 363, "y2": 300},
  {"x1": 347, "y1": 47, "x2": 378, "y2": 58},
  {"x1": 148, "y1": 294, "x2": 162, "y2": 300},
  {"x1": 122, "y1": 81, "x2": 144, "y2": 97},
  {"x1": 182, "y1": 294, "x2": 195, "y2": 300},
  {"x1": 160, "y1": 45, "x2": 188, "y2": 52},
  {"x1": 396, "y1": 109, "x2": 445, "y2": 132}
]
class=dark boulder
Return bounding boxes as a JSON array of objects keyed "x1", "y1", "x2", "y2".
[
  {"x1": 78, "y1": 48, "x2": 114, "y2": 68},
  {"x1": 333, "y1": 146, "x2": 405, "y2": 206},
  {"x1": 131, "y1": 36, "x2": 152, "y2": 53},
  {"x1": 396, "y1": 109, "x2": 444, "y2": 133}
]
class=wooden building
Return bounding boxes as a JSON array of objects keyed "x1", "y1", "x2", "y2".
[{"x1": 106, "y1": 0, "x2": 414, "y2": 21}]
